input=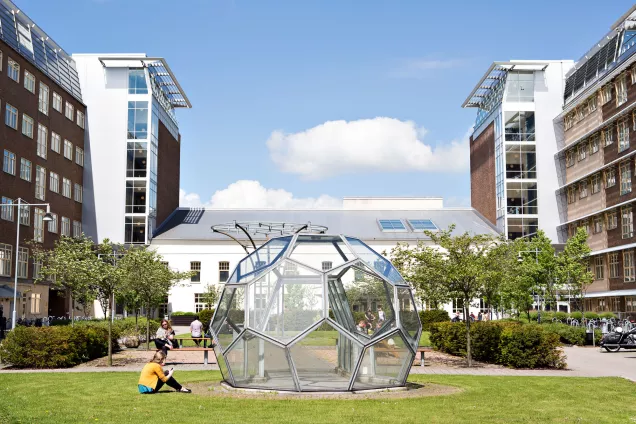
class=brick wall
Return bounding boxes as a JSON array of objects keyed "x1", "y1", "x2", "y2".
[
  {"x1": 155, "y1": 121, "x2": 180, "y2": 228},
  {"x1": 470, "y1": 122, "x2": 496, "y2": 225}
]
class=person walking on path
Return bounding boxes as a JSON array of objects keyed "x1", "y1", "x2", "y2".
[
  {"x1": 190, "y1": 315, "x2": 204, "y2": 347},
  {"x1": 138, "y1": 351, "x2": 191, "y2": 394}
]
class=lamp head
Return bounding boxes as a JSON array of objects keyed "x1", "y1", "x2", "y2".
[{"x1": 43, "y1": 205, "x2": 53, "y2": 222}]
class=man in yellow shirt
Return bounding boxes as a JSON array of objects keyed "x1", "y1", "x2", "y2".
[{"x1": 138, "y1": 351, "x2": 191, "y2": 394}]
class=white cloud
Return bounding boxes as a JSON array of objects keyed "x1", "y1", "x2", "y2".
[
  {"x1": 179, "y1": 180, "x2": 342, "y2": 209},
  {"x1": 267, "y1": 117, "x2": 469, "y2": 180},
  {"x1": 390, "y1": 58, "x2": 466, "y2": 78}
]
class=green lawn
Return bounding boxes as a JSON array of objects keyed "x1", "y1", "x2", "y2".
[
  {"x1": 1, "y1": 371, "x2": 635, "y2": 423},
  {"x1": 420, "y1": 331, "x2": 431, "y2": 346}
]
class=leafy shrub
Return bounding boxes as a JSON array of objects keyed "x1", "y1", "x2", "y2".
[
  {"x1": 584, "y1": 312, "x2": 599, "y2": 320},
  {"x1": 198, "y1": 309, "x2": 215, "y2": 331},
  {"x1": 555, "y1": 311, "x2": 568, "y2": 321},
  {"x1": 570, "y1": 311, "x2": 583, "y2": 320},
  {"x1": 599, "y1": 312, "x2": 617, "y2": 319},
  {"x1": 429, "y1": 322, "x2": 467, "y2": 357},
  {"x1": 498, "y1": 325, "x2": 565, "y2": 369},
  {"x1": 542, "y1": 323, "x2": 586, "y2": 346},
  {"x1": 171, "y1": 311, "x2": 197, "y2": 317},
  {"x1": 0, "y1": 325, "x2": 114, "y2": 368},
  {"x1": 419, "y1": 309, "x2": 450, "y2": 331}
]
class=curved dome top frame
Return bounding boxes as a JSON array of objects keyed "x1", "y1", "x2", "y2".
[{"x1": 209, "y1": 233, "x2": 421, "y2": 392}]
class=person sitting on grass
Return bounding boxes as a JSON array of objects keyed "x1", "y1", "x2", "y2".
[{"x1": 138, "y1": 351, "x2": 191, "y2": 394}]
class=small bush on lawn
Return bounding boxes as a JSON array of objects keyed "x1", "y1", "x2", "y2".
[
  {"x1": 0, "y1": 325, "x2": 114, "y2": 368},
  {"x1": 543, "y1": 323, "x2": 586, "y2": 346},
  {"x1": 499, "y1": 325, "x2": 565, "y2": 369},
  {"x1": 599, "y1": 312, "x2": 617, "y2": 319},
  {"x1": 584, "y1": 312, "x2": 599, "y2": 320},
  {"x1": 429, "y1": 322, "x2": 467, "y2": 357},
  {"x1": 555, "y1": 311, "x2": 568, "y2": 321},
  {"x1": 419, "y1": 309, "x2": 450, "y2": 331},
  {"x1": 171, "y1": 311, "x2": 197, "y2": 317},
  {"x1": 198, "y1": 309, "x2": 215, "y2": 331},
  {"x1": 570, "y1": 311, "x2": 583, "y2": 320}
]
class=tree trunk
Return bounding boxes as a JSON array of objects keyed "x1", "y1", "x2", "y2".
[
  {"x1": 146, "y1": 305, "x2": 151, "y2": 351},
  {"x1": 464, "y1": 301, "x2": 472, "y2": 367},
  {"x1": 107, "y1": 295, "x2": 113, "y2": 367},
  {"x1": 70, "y1": 291, "x2": 75, "y2": 327},
  {"x1": 135, "y1": 310, "x2": 139, "y2": 333}
]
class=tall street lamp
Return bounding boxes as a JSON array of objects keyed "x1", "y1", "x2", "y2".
[{"x1": 10, "y1": 198, "x2": 53, "y2": 330}]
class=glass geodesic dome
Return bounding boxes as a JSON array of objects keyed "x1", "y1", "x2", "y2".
[{"x1": 209, "y1": 234, "x2": 421, "y2": 392}]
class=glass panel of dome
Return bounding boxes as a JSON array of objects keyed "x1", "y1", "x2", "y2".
[
  {"x1": 210, "y1": 286, "x2": 246, "y2": 352},
  {"x1": 288, "y1": 235, "x2": 353, "y2": 271},
  {"x1": 345, "y1": 237, "x2": 404, "y2": 284},
  {"x1": 235, "y1": 236, "x2": 291, "y2": 282},
  {"x1": 214, "y1": 343, "x2": 233, "y2": 385},
  {"x1": 224, "y1": 331, "x2": 297, "y2": 391},
  {"x1": 289, "y1": 321, "x2": 362, "y2": 391},
  {"x1": 397, "y1": 287, "x2": 421, "y2": 350},
  {"x1": 352, "y1": 331, "x2": 413, "y2": 390}
]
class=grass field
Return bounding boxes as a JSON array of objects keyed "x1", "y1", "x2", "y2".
[{"x1": 1, "y1": 371, "x2": 635, "y2": 423}]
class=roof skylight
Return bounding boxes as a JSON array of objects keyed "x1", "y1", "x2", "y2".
[
  {"x1": 378, "y1": 219, "x2": 407, "y2": 232},
  {"x1": 408, "y1": 219, "x2": 438, "y2": 231}
]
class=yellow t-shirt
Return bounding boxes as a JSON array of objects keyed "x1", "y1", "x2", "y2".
[{"x1": 138, "y1": 362, "x2": 168, "y2": 390}]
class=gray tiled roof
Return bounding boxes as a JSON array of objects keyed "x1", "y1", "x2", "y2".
[{"x1": 152, "y1": 208, "x2": 500, "y2": 242}]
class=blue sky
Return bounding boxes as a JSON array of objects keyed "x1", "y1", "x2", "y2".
[{"x1": 24, "y1": 0, "x2": 634, "y2": 207}]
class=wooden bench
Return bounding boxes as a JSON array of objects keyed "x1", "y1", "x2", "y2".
[
  {"x1": 171, "y1": 338, "x2": 216, "y2": 365},
  {"x1": 416, "y1": 347, "x2": 432, "y2": 367}
]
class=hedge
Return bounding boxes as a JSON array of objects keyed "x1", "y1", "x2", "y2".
[
  {"x1": 171, "y1": 311, "x2": 197, "y2": 317},
  {"x1": 419, "y1": 309, "x2": 450, "y2": 331},
  {"x1": 0, "y1": 325, "x2": 116, "y2": 368},
  {"x1": 198, "y1": 309, "x2": 215, "y2": 331}
]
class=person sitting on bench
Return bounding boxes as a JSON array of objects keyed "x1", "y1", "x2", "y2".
[
  {"x1": 190, "y1": 315, "x2": 203, "y2": 347},
  {"x1": 155, "y1": 319, "x2": 176, "y2": 355},
  {"x1": 138, "y1": 351, "x2": 191, "y2": 394}
]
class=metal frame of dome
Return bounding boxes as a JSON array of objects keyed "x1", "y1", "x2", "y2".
[{"x1": 209, "y1": 233, "x2": 421, "y2": 392}]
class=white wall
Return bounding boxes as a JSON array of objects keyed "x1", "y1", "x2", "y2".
[{"x1": 343, "y1": 197, "x2": 444, "y2": 210}]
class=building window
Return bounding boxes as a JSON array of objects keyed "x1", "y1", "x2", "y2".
[
  {"x1": 504, "y1": 111, "x2": 535, "y2": 141},
  {"x1": 30, "y1": 293, "x2": 41, "y2": 314},
  {"x1": 75, "y1": 147, "x2": 84, "y2": 167},
  {"x1": 567, "y1": 186, "x2": 577, "y2": 204},
  {"x1": 579, "y1": 180, "x2": 588, "y2": 198},
  {"x1": 0, "y1": 244, "x2": 11, "y2": 276},
  {"x1": 74, "y1": 183, "x2": 82, "y2": 203},
  {"x1": 3, "y1": 150, "x2": 15, "y2": 175},
  {"x1": 64, "y1": 101, "x2": 74, "y2": 121},
  {"x1": 625, "y1": 251, "x2": 636, "y2": 282},
  {"x1": 23, "y1": 70, "x2": 35, "y2": 93},
  {"x1": 623, "y1": 206, "x2": 634, "y2": 239},
  {"x1": 124, "y1": 216, "x2": 145, "y2": 244},
  {"x1": 378, "y1": 219, "x2": 407, "y2": 232},
  {"x1": 616, "y1": 74, "x2": 628, "y2": 107},
  {"x1": 619, "y1": 119, "x2": 630, "y2": 152},
  {"x1": 61, "y1": 217, "x2": 70, "y2": 236},
  {"x1": 593, "y1": 215, "x2": 603, "y2": 234},
  {"x1": 127, "y1": 101, "x2": 149, "y2": 139},
  {"x1": 322, "y1": 261, "x2": 333, "y2": 271},
  {"x1": 17, "y1": 247, "x2": 27, "y2": 278},
  {"x1": 51, "y1": 132, "x2": 61, "y2": 153},
  {"x1": 581, "y1": 220, "x2": 590, "y2": 235},
  {"x1": 621, "y1": 161, "x2": 633, "y2": 195},
  {"x1": 19, "y1": 204, "x2": 29, "y2": 226},
  {"x1": 5, "y1": 104, "x2": 17, "y2": 129},
  {"x1": 578, "y1": 143, "x2": 587, "y2": 161},
  {"x1": 610, "y1": 252, "x2": 620, "y2": 278},
  {"x1": 566, "y1": 149, "x2": 575, "y2": 167},
  {"x1": 589, "y1": 94, "x2": 598, "y2": 112},
  {"x1": 34, "y1": 208, "x2": 44, "y2": 242},
  {"x1": 36, "y1": 124, "x2": 47, "y2": 159},
  {"x1": 1, "y1": 197, "x2": 13, "y2": 221},
  {"x1": 607, "y1": 210, "x2": 618, "y2": 230},
  {"x1": 194, "y1": 293, "x2": 208, "y2": 313},
  {"x1": 125, "y1": 180, "x2": 146, "y2": 213},
  {"x1": 63, "y1": 140, "x2": 73, "y2": 160},
  {"x1": 128, "y1": 68, "x2": 148, "y2": 94},
  {"x1": 76, "y1": 111, "x2": 85, "y2": 129},
  {"x1": 21, "y1": 114, "x2": 33, "y2": 138},
  {"x1": 565, "y1": 113, "x2": 575, "y2": 130},
  {"x1": 72, "y1": 221, "x2": 81, "y2": 238},
  {"x1": 35, "y1": 166, "x2": 46, "y2": 201},
  {"x1": 590, "y1": 135, "x2": 600, "y2": 154},
  {"x1": 7, "y1": 58, "x2": 19, "y2": 82},
  {"x1": 62, "y1": 178, "x2": 71, "y2": 198},
  {"x1": 191, "y1": 262, "x2": 201, "y2": 282},
  {"x1": 52, "y1": 92, "x2": 62, "y2": 112},
  {"x1": 48, "y1": 213, "x2": 57, "y2": 233},
  {"x1": 20, "y1": 158, "x2": 31, "y2": 181},
  {"x1": 603, "y1": 126, "x2": 615, "y2": 146},
  {"x1": 601, "y1": 85, "x2": 613, "y2": 105},
  {"x1": 49, "y1": 172, "x2": 59, "y2": 193},
  {"x1": 591, "y1": 174, "x2": 601, "y2": 194},
  {"x1": 38, "y1": 82, "x2": 49, "y2": 115},
  {"x1": 219, "y1": 261, "x2": 229, "y2": 282},
  {"x1": 606, "y1": 167, "x2": 616, "y2": 188}
]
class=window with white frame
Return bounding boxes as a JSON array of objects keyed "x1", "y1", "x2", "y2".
[
  {"x1": 48, "y1": 212, "x2": 57, "y2": 233},
  {"x1": 74, "y1": 183, "x2": 82, "y2": 203},
  {"x1": 579, "y1": 180, "x2": 588, "y2": 198},
  {"x1": 77, "y1": 110, "x2": 85, "y2": 129},
  {"x1": 194, "y1": 293, "x2": 208, "y2": 313},
  {"x1": 567, "y1": 186, "x2": 577, "y2": 204},
  {"x1": 18, "y1": 203, "x2": 28, "y2": 226},
  {"x1": 591, "y1": 173, "x2": 601, "y2": 194},
  {"x1": 62, "y1": 178, "x2": 71, "y2": 198},
  {"x1": 52, "y1": 92, "x2": 62, "y2": 112},
  {"x1": 601, "y1": 85, "x2": 613, "y2": 105},
  {"x1": 49, "y1": 172, "x2": 59, "y2": 193},
  {"x1": 625, "y1": 250, "x2": 636, "y2": 282},
  {"x1": 64, "y1": 102, "x2": 74, "y2": 122},
  {"x1": 590, "y1": 134, "x2": 600, "y2": 154},
  {"x1": 593, "y1": 215, "x2": 603, "y2": 234},
  {"x1": 603, "y1": 126, "x2": 615, "y2": 146},
  {"x1": 21, "y1": 114, "x2": 33, "y2": 138},
  {"x1": 36, "y1": 124, "x2": 47, "y2": 159},
  {"x1": 621, "y1": 161, "x2": 632, "y2": 195},
  {"x1": 219, "y1": 261, "x2": 229, "y2": 282},
  {"x1": 632, "y1": 67, "x2": 636, "y2": 85},
  {"x1": 61, "y1": 217, "x2": 70, "y2": 236},
  {"x1": 610, "y1": 252, "x2": 620, "y2": 278},
  {"x1": 75, "y1": 147, "x2": 84, "y2": 167},
  {"x1": 606, "y1": 167, "x2": 616, "y2": 188},
  {"x1": 7, "y1": 58, "x2": 19, "y2": 82},
  {"x1": 191, "y1": 261, "x2": 201, "y2": 282},
  {"x1": 5, "y1": 103, "x2": 17, "y2": 129},
  {"x1": 0, "y1": 244, "x2": 11, "y2": 276},
  {"x1": 322, "y1": 261, "x2": 333, "y2": 271},
  {"x1": 23, "y1": 70, "x2": 35, "y2": 93},
  {"x1": 607, "y1": 210, "x2": 618, "y2": 230},
  {"x1": 566, "y1": 149, "x2": 575, "y2": 167},
  {"x1": 589, "y1": 94, "x2": 598, "y2": 112},
  {"x1": 623, "y1": 206, "x2": 634, "y2": 239},
  {"x1": 72, "y1": 220, "x2": 81, "y2": 238},
  {"x1": 38, "y1": 82, "x2": 49, "y2": 115},
  {"x1": 63, "y1": 140, "x2": 73, "y2": 160},
  {"x1": 1, "y1": 197, "x2": 13, "y2": 221},
  {"x1": 30, "y1": 293, "x2": 40, "y2": 313},
  {"x1": 35, "y1": 166, "x2": 45, "y2": 201},
  {"x1": 616, "y1": 74, "x2": 628, "y2": 107},
  {"x1": 51, "y1": 132, "x2": 61, "y2": 153},
  {"x1": 565, "y1": 113, "x2": 575, "y2": 130},
  {"x1": 17, "y1": 247, "x2": 27, "y2": 278},
  {"x1": 3, "y1": 149, "x2": 15, "y2": 175},
  {"x1": 20, "y1": 158, "x2": 31, "y2": 181},
  {"x1": 578, "y1": 143, "x2": 587, "y2": 161},
  {"x1": 619, "y1": 119, "x2": 630, "y2": 152},
  {"x1": 581, "y1": 220, "x2": 590, "y2": 235}
]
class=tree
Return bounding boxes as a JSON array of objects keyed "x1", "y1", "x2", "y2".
[
  {"x1": 117, "y1": 247, "x2": 193, "y2": 349},
  {"x1": 199, "y1": 284, "x2": 220, "y2": 310},
  {"x1": 479, "y1": 237, "x2": 519, "y2": 319},
  {"x1": 556, "y1": 227, "x2": 593, "y2": 313}
]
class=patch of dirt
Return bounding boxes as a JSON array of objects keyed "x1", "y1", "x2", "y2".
[
  {"x1": 75, "y1": 348, "x2": 211, "y2": 367},
  {"x1": 186, "y1": 381, "x2": 462, "y2": 400},
  {"x1": 421, "y1": 350, "x2": 503, "y2": 369}
]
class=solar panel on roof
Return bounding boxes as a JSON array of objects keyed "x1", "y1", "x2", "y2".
[
  {"x1": 564, "y1": 76, "x2": 574, "y2": 100},
  {"x1": 597, "y1": 42, "x2": 609, "y2": 74},
  {"x1": 585, "y1": 53, "x2": 599, "y2": 82},
  {"x1": 573, "y1": 66, "x2": 586, "y2": 92}
]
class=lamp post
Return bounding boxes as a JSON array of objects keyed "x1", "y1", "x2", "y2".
[
  {"x1": 518, "y1": 248, "x2": 544, "y2": 323},
  {"x1": 10, "y1": 198, "x2": 53, "y2": 330}
]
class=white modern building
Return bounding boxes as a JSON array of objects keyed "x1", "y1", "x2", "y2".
[
  {"x1": 463, "y1": 60, "x2": 575, "y2": 241},
  {"x1": 72, "y1": 54, "x2": 191, "y2": 245},
  {"x1": 149, "y1": 198, "x2": 500, "y2": 318}
]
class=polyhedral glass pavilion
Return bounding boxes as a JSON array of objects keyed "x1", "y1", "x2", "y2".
[{"x1": 209, "y1": 233, "x2": 421, "y2": 392}]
